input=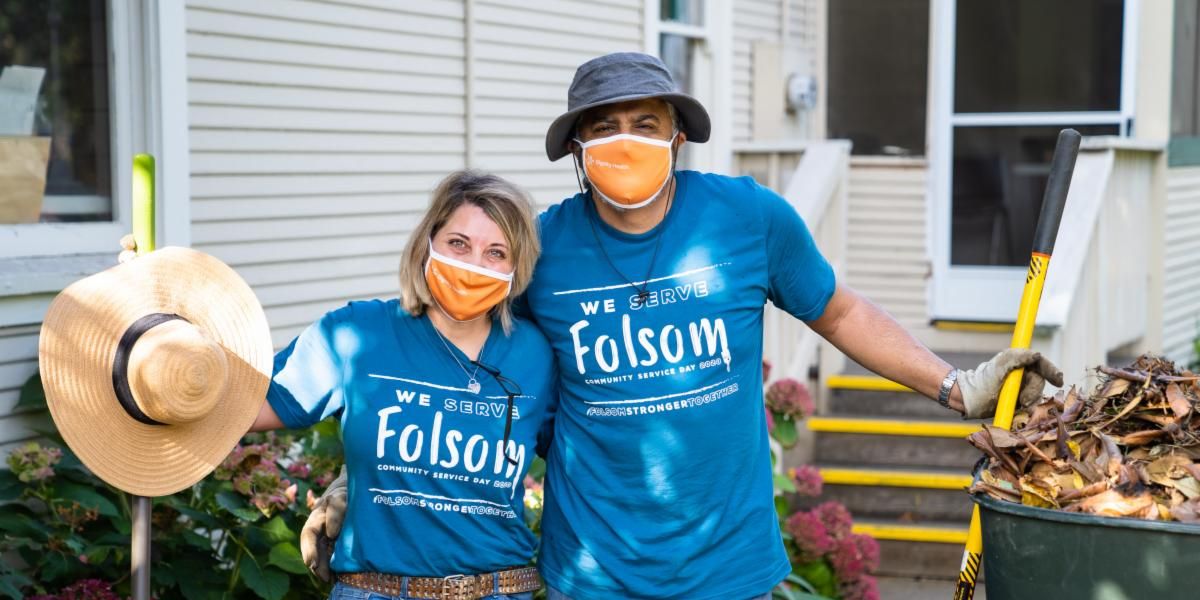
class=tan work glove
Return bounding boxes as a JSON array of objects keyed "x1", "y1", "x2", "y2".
[
  {"x1": 300, "y1": 465, "x2": 347, "y2": 583},
  {"x1": 957, "y1": 348, "x2": 1064, "y2": 419}
]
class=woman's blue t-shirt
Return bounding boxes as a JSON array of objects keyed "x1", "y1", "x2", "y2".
[{"x1": 267, "y1": 299, "x2": 556, "y2": 576}]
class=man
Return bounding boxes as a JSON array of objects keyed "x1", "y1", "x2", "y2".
[{"x1": 304, "y1": 52, "x2": 1061, "y2": 599}]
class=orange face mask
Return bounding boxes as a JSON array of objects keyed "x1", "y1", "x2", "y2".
[
  {"x1": 425, "y1": 241, "x2": 513, "y2": 322},
  {"x1": 577, "y1": 133, "x2": 675, "y2": 209}
]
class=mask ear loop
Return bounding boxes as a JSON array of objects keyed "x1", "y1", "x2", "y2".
[{"x1": 571, "y1": 142, "x2": 587, "y2": 196}]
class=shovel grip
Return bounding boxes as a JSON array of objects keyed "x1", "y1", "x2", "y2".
[{"x1": 1031, "y1": 129, "x2": 1081, "y2": 256}]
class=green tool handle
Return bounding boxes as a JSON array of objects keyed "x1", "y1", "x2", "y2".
[{"x1": 132, "y1": 154, "x2": 156, "y2": 255}]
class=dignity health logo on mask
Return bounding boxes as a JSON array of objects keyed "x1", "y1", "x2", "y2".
[
  {"x1": 576, "y1": 133, "x2": 675, "y2": 210},
  {"x1": 425, "y1": 240, "x2": 513, "y2": 322}
]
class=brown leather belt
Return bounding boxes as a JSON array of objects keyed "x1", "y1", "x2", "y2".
[{"x1": 337, "y1": 567, "x2": 541, "y2": 600}]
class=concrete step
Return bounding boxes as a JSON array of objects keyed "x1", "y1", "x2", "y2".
[{"x1": 804, "y1": 467, "x2": 975, "y2": 522}]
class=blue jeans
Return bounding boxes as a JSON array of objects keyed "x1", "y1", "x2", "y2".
[
  {"x1": 546, "y1": 587, "x2": 770, "y2": 600},
  {"x1": 330, "y1": 581, "x2": 534, "y2": 600}
]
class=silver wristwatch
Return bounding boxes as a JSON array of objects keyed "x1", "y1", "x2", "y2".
[{"x1": 937, "y1": 368, "x2": 959, "y2": 411}]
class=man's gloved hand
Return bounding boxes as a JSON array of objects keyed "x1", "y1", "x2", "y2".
[
  {"x1": 957, "y1": 349, "x2": 1064, "y2": 419},
  {"x1": 300, "y1": 465, "x2": 347, "y2": 583}
]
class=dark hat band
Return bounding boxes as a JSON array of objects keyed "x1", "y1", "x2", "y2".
[{"x1": 111, "y1": 313, "x2": 189, "y2": 426}]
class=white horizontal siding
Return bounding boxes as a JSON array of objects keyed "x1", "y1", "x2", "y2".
[
  {"x1": 470, "y1": 0, "x2": 642, "y2": 208},
  {"x1": 844, "y1": 159, "x2": 930, "y2": 330},
  {"x1": 0, "y1": 325, "x2": 41, "y2": 452},
  {"x1": 1164, "y1": 166, "x2": 1200, "y2": 365},
  {"x1": 186, "y1": 0, "x2": 468, "y2": 346},
  {"x1": 732, "y1": 0, "x2": 819, "y2": 143}
]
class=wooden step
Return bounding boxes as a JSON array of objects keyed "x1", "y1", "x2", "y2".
[
  {"x1": 807, "y1": 416, "x2": 982, "y2": 438},
  {"x1": 806, "y1": 467, "x2": 975, "y2": 522},
  {"x1": 853, "y1": 520, "x2": 969, "y2": 544},
  {"x1": 818, "y1": 467, "x2": 973, "y2": 490}
]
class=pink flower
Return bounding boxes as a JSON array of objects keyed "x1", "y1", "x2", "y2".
[
  {"x1": 523, "y1": 475, "x2": 544, "y2": 494},
  {"x1": 788, "y1": 465, "x2": 824, "y2": 498},
  {"x1": 830, "y1": 534, "x2": 880, "y2": 582},
  {"x1": 286, "y1": 460, "x2": 311, "y2": 479},
  {"x1": 765, "y1": 379, "x2": 814, "y2": 418},
  {"x1": 762, "y1": 360, "x2": 773, "y2": 383},
  {"x1": 7, "y1": 442, "x2": 63, "y2": 483},
  {"x1": 306, "y1": 488, "x2": 317, "y2": 510},
  {"x1": 785, "y1": 510, "x2": 836, "y2": 561},
  {"x1": 839, "y1": 576, "x2": 881, "y2": 600},
  {"x1": 765, "y1": 408, "x2": 776, "y2": 432},
  {"x1": 813, "y1": 501, "x2": 854, "y2": 539}
]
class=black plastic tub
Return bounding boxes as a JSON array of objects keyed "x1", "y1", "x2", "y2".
[{"x1": 972, "y1": 480, "x2": 1200, "y2": 600}]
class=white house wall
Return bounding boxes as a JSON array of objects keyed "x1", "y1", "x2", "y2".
[
  {"x1": 1164, "y1": 166, "x2": 1200, "y2": 364},
  {"x1": 732, "y1": 0, "x2": 820, "y2": 142},
  {"x1": 470, "y1": 0, "x2": 642, "y2": 207},
  {"x1": 845, "y1": 158, "x2": 930, "y2": 331}
]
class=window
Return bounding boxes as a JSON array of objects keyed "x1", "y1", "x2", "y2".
[
  {"x1": 949, "y1": 0, "x2": 1126, "y2": 268},
  {"x1": 650, "y1": 0, "x2": 719, "y2": 171},
  {"x1": 827, "y1": 0, "x2": 930, "y2": 156},
  {"x1": 0, "y1": 0, "x2": 113, "y2": 224},
  {"x1": 1171, "y1": 0, "x2": 1200, "y2": 166}
]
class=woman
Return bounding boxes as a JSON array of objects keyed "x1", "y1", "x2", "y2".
[{"x1": 251, "y1": 171, "x2": 556, "y2": 600}]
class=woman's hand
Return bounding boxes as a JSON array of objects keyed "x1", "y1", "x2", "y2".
[
  {"x1": 300, "y1": 465, "x2": 348, "y2": 582},
  {"x1": 118, "y1": 234, "x2": 138, "y2": 263}
]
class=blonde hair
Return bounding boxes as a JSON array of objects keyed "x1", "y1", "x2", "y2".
[{"x1": 399, "y1": 170, "x2": 540, "y2": 334}]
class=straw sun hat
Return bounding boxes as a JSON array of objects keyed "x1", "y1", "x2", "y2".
[{"x1": 39, "y1": 247, "x2": 272, "y2": 496}]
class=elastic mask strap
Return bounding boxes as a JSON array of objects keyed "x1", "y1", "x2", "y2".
[
  {"x1": 502, "y1": 394, "x2": 517, "y2": 466},
  {"x1": 427, "y1": 240, "x2": 514, "y2": 282},
  {"x1": 112, "y1": 313, "x2": 188, "y2": 426}
]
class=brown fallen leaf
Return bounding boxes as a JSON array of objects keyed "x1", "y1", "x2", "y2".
[{"x1": 1168, "y1": 383, "x2": 1192, "y2": 420}]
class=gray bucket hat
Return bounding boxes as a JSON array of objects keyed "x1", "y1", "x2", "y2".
[{"x1": 545, "y1": 52, "x2": 711, "y2": 161}]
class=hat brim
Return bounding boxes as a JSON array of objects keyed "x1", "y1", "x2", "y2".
[
  {"x1": 39, "y1": 247, "x2": 272, "y2": 497},
  {"x1": 545, "y1": 91, "x2": 711, "y2": 161}
]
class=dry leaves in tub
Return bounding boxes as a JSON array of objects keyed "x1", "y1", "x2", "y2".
[{"x1": 968, "y1": 355, "x2": 1200, "y2": 522}]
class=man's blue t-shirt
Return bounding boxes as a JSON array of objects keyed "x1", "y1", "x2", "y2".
[
  {"x1": 526, "y1": 171, "x2": 836, "y2": 599},
  {"x1": 267, "y1": 299, "x2": 556, "y2": 576}
]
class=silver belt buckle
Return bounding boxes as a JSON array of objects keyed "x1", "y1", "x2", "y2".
[{"x1": 441, "y1": 574, "x2": 470, "y2": 600}]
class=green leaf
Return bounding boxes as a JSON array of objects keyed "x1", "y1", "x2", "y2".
[
  {"x1": 773, "y1": 415, "x2": 798, "y2": 448},
  {"x1": 173, "y1": 503, "x2": 221, "y2": 529},
  {"x1": 785, "y1": 572, "x2": 819, "y2": 595},
  {"x1": 52, "y1": 481, "x2": 120, "y2": 517},
  {"x1": 16, "y1": 373, "x2": 47, "y2": 412},
  {"x1": 217, "y1": 490, "x2": 262, "y2": 522},
  {"x1": 775, "y1": 495, "x2": 791, "y2": 519},
  {"x1": 267, "y1": 542, "x2": 307, "y2": 575},
  {"x1": 40, "y1": 552, "x2": 70, "y2": 582},
  {"x1": 527, "y1": 457, "x2": 547, "y2": 482},
  {"x1": 0, "y1": 469, "x2": 20, "y2": 502},
  {"x1": 0, "y1": 576, "x2": 25, "y2": 600},
  {"x1": 792, "y1": 560, "x2": 837, "y2": 598},
  {"x1": 0, "y1": 510, "x2": 49, "y2": 540},
  {"x1": 182, "y1": 529, "x2": 213, "y2": 551},
  {"x1": 239, "y1": 556, "x2": 289, "y2": 600},
  {"x1": 83, "y1": 545, "x2": 113, "y2": 565},
  {"x1": 774, "y1": 473, "x2": 797, "y2": 493},
  {"x1": 258, "y1": 516, "x2": 294, "y2": 545}
]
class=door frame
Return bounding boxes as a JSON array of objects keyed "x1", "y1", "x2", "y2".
[{"x1": 927, "y1": 0, "x2": 1139, "y2": 321}]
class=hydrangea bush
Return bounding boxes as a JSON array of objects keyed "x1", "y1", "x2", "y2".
[
  {"x1": 765, "y1": 362, "x2": 880, "y2": 600},
  {"x1": 0, "y1": 373, "x2": 340, "y2": 600}
]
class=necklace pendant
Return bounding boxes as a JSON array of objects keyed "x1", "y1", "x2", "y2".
[{"x1": 467, "y1": 379, "x2": 481, "y2": 394}]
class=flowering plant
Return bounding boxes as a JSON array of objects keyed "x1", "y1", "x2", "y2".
[
  {"x1": 764, "y1": 361, "x2": 880, "y2": 600},
  {"x1": 0, "y1": 373, "x2": 341, "y2": 600}
]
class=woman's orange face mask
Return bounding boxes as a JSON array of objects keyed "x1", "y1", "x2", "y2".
[
  {"x1": 576, "y1": 132, "x2": 676, "y2": 209},
  {"x1": 425, "y1": 240, "x2": 513, "y2": 322}
]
